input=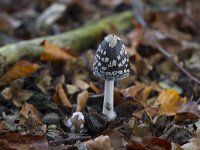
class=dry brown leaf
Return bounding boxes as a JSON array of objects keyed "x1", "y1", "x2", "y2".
[
  {"x1": 19, "y1": 103, "x2": 46, "y2": 135},
  {"x1": 20, "y1": 103, "x2": 42, "y2": 124},
  {"x1": 74, "y1": 79, "x2": 90, "y2": 90},
  {"x1": 35, "y1": 70, "x2": 52, "y2": 94},
  {"x1": 53, "y1": 84, "x2": 72, "y2": 108},
  {"x1": 101, "y1": 128, "x2": 125, "y2": 150},
  {"x1": 126, "y1": 142, "x2": 146, "y2": 150},
  {"x1": 0, "y1": 133, "x2": 48, "y2": 150},
  {"x1": 121, "y1": 82, "x2": 146, "y2": 98},
  {"x1": 121, "y1": 82, "x2": 151, "y2": 103},
  {"x1": 128, "y1": 21, "x2": 144, "y2": 50},
  {"x1": 127, "y1": 137, "x2": 171, "y2": 150},
  {"x1": 76, "y1": 90, "x2": 89, "y2": 112},
  {"x1": 1, "y1": 80, "x2": 33, "y2": 107},
  {"x1": 114, "y1": 88, "x2": 123, "y2": 106},
  {"x1": 66, "y1": 84, "x2": 79, "y2": 94},
  {"x1": 142, "y1": 136, "x2": 172, "y2": 150},
  {"x1": 84, "y1": 135, "x2": 114, "y2": 150},
  {"x1": 175, "y1": 100, "x2": 200, "y2": 122},
  {"x1": 0, "y1": 60, "x2": 40, "y2": 85},
  {"x1": 134, "y1": 52, "x2": 151, "y2": 76},
  {"x1": 155, "y1": 89, "x2": 186, "y2": 116},
  {"x1": 89, "y1": 81, "x2": 101, "y2": 94},
  {"x1": 40, "y1": 40, "x2": 76, "y2": 62},
  {"x1": 181, "y1": 138, "x2": 200, "y2": 150},
  {"x1": 0, "y1": 121, "x2": 7, "y2": 133}
]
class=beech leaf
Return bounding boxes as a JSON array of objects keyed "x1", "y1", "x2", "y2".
[
  {"x1": 40, "y1": 40, "x2": 76, "y2": 62},
  {"x1": 0, "y1": 60, "x2": 40, "y2": 85}
]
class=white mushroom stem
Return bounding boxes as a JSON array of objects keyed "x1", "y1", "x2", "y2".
[{"x1": 103, "y1": 80, "x2": 116, "y2": 119}]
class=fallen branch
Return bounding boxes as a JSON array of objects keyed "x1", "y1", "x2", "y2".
[{"x1": 0, "y1": 10, "x2": 133, "y2": 64}]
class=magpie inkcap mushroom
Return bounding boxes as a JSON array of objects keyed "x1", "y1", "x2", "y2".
[
  {"x1": 93, "y1": 34, "x2": 129, "y2": 119},
  {"x1": 93, "y1": 34, "x2": 129, "y2": 80}
]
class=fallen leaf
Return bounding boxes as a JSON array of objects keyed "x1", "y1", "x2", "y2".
[
  {"x1": 101, "y1": 128, "x2": 125, "y2": 150},
  {"x1": 89, "y1": 81, "x2": 101, "y2": 94},
  {"x1": 0, "y1": 121, "x2": 7, "y2": 133},
  {"x1": 35, "y1": 69, "x2": 52, "y2": 94},
  {"x1": 126, "y1": 143, "x2": 146, "y2": 150},
  {"x1": 121, "y1": 82, "x2": 152, "y2": 105},
  {"x1": 140, "y1": 86, "x2": 152, "y2": 103},
  {"x1": 142, "y1": 136, "x2": 171, "y2": 150},
  {"x1": 84, "y1": 135, "x2": 114, "y2": 150},
  {"x1": 76, "y1": 90, "x2": 89, "y2": 112},
  {"x1": 0, "y1": 60, "x2": 40, "y2": 85},
  {"x1": 129, "y1": 21, "x2": 144, "y2": 49},
  {"x1": 1, "y1": 79, "x2": 33, "y2": 107},
  {"x1": 155, "y1": 89, "x2": 186, "y2": 115},
  {"x1": 0, "y1": 133, "x2": 48, "y2": 150},
  {"x1": 134, "y1": 52, "x2": 151, "y2": 76},
  {"x1": 114, "y1": 88, "x2": 123, "y2": 106},
  {"x1": 115, "y1": 101, "x2": 143, "y2": 117},
  {"x1": 181, "y1": 138, "x2": 200, "y2": 150},
  {"x1": 20, "y1": 103, "x2": 42, "y2": 124},
  {"x1": 121, "y1": 82, "x2": 147, "y2": 98},
  {"x1": 175, "y1": 100, "x2": 200, "y2": 122},
  {"x1": 40, "y1": 40, "x2": 76, "y2": 62},
  {"x1": 74, "y1": 79, "x2": 90, "y2": 90},
  {"x1": 66, "y1": 84, "x2": 79, "y2": 94},
  {"x1": 54, "y1": 83, "x2": 72, "y2": 108},
  {"x1": 20, "y1": 103, "x2": 46, "y2": 135}
]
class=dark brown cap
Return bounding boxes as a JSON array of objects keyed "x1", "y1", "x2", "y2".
[{"x1": 93, "y1": 34, "x2": 129, "y2": 80}]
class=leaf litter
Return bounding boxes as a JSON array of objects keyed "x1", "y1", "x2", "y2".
[{"x1": 0, "y1": 0, "x2": 200, "y2": 150}]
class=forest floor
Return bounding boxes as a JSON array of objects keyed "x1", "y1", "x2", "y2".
[{"x1": 0, "y1": 0, "x2": 200, "y2": 150}]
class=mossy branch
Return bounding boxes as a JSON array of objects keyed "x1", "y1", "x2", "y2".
[{"x1": 0, "y1": 10, "x2": 133, "y2": 64}]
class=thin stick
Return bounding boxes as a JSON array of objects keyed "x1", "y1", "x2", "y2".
[
  {"x1": 131, "y1": 0, "x2": 200, "y2": 85},
  {"x1": 48, "y1": 136, "x2": 91, "y2": 144},
  {"x1": 156, "y1": 44, "x2": 200, "y2": 85}
]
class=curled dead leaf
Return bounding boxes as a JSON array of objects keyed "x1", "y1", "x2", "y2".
[
  {"x1": 35, "y1": 70, "x2": 52, "y2": 94},
  {"x1": 175, "y1": 100, "x2": 200, "y2": 122},
  {"x1": 19, "y1": 103, "x2": 46, "y2": 135},
  {"x1": 0, "y1": 60, "x2": 40, "y2": 85},
  {"x1": 53, "y1": 84, "x2": 72, "y2": 108},
  {"x1": 76, "y1": 90, "x2": 89, "y2": 112},
  {"x1": 1, "y1": 80, "x2": 33, "y2": 107},
  {"x1": 155, "y1": 89, "x2": 186, "y2": 116},
  {"x1": 40, "y1": 40, "x2": 76, "y2": 62},
  {"x1": 121, "y1": 82, "x2": 146, "y2": 98},
  {"x1": 121, "y1": 82, "x2": 152, "y2": 104},
  {"x1": 74, "y1": 79, "x2": 90, "y2": 90},
  {"x1": 0, "y1": 133, "x2": 48, "y2": 150},
  {"x1": 89, "y1": 81, "x2": 101, "y2": 94},
  {"x1": 84, "y1": 135, "x2": 114, "y2": 150},
  {"x1": 20, "y1": 103, "x2": 42, "y2": 124},
  {"x1": 142, "y1": 136, "x2": 171, "y2": 150},
  {"x1": 101, "y1": 128, "x2": 125, "y2": 150}
]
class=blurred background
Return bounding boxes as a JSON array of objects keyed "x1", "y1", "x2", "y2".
[{"x1": 1, "y1": 0, "x2": 199, "y2": 45}]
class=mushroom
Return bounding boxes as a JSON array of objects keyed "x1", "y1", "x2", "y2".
[{"x1": 93, "y1": 34, "x2": 129, "y2": 119}]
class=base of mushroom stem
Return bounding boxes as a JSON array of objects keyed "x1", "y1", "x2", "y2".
[{"x1": 103, "y1": 110, "x2": 117, "y2": 120}]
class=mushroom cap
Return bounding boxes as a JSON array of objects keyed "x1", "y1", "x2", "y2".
[{"x1": 93, "y1": 34, "x2": 129, "y2": 80}]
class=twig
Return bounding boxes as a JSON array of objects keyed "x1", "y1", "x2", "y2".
[
  {"x1": 48, "y1": 135, "x2": 91, "y2": 144},
  {"x1": 131, "y1": 0, "x2": 147, "y2": 30},
  {"x1": 155, "y1": 44, "x2": 200, "y2": 85},
  {"x1": 131, "y1": 0, "x2": 200, "y2": 85}
]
